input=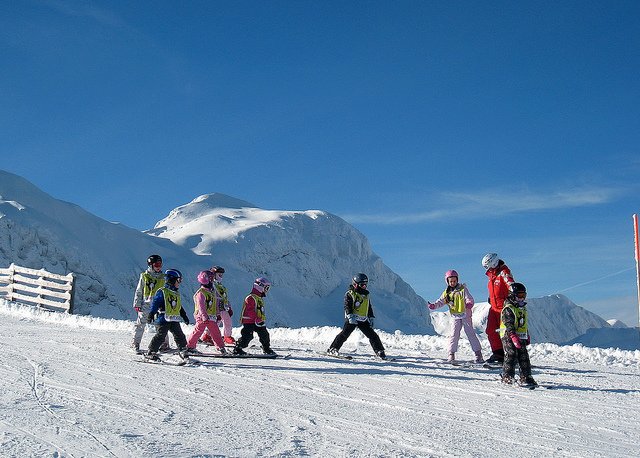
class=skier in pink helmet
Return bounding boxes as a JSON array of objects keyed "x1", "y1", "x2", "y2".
[
  {"x1": 232, "y1": 277, "x2": 276, "y2": 356},
  {"x1": 185, "y1": 270, "x2": 226, "y2": 354},
  {"x1": 427, "y1": 269, "x2": 483, "y2": 363}
]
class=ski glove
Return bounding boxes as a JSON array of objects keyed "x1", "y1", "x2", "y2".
[
  {"x1": 509, "y1": 332, "x2": 522, "y2": 349},
  {"x1": 256, "y1": 320, "x2": 266, "y2": 327},
  {"x1": 184, "y1": 316, "x2": 190, "y2": 325},
  {"x1": 347, "y1": 314, "x2": 358, "y2": 325},
  {"x1": 134, "y1": 306, "x2": 142, "y2": 313},
  {"x1": 227, "y1": 308, "x2": 233, "y2": 317},
  {"x1": 427, "y1": 302, "x2": 437, "y2": 310},
  {"x1": 216, "y1": 315, "x2": 222, "y2": 322},
  {"x1": 368, "y1": 317, "x2": 375, "y2": 328}
]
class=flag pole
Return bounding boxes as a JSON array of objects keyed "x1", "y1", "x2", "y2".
[{"x1": 633, "y1": 214, "x2": 640, "y2": 332}]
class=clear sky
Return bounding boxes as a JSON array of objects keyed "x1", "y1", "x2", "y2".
[{"x1": 2, "y1": 1, "x2": 639, "y2": 326}]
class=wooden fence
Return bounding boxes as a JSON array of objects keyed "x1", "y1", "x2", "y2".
[{"x1": 0, "y1": 263, "x2": 75, "y2": 313}]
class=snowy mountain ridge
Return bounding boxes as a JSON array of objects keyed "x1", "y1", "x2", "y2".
[
  {"x1": 0, "y1": 169, "x2": 631, "y2": 346},
  {"x1": 0, "y1": 170, "x2": 430, "y2": 333}
]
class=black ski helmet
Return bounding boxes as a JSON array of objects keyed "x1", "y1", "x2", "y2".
[
  {"x1": 352, "y1": 273, "x2": 368, "y2": 288},
  {"x1": 210, "y1": 265, "x2": 225, "y2": 274},
  {"x1": 147, "y1": 254, "x2": 162, "y2": 266},
  {"x1": 510, "y1": 282, "x2": 527, "y2": 298}
]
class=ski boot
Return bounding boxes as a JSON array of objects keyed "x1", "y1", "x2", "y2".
[
  {"x1": 232, "y1": 346, "x2": 247, "y2": 356},
  {"x1": 501, "y1": 374, "x2": 514, "y2": 384},
  {"x1": 519, "y1": 375, "x2": 538, "y2": 387},
  {"x1": 223, "y1": 336, "x2": 236, "y2": 345}
]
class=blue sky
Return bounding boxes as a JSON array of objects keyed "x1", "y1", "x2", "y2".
[{"x1": 2, "y1": 1, "x2": 639, "y2": 326}]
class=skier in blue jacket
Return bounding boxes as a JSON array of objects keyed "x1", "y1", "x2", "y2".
[{"x1": 146, "y1": 269, "x2": 190, "y2": 360}]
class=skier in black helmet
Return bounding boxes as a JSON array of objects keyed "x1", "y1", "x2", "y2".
[
  {"x1": 327, "y1": 273, "x2": 386, "y2": 359},
  {"x1": 499, "y1": 282, "x2": 537, "y2": 387}
]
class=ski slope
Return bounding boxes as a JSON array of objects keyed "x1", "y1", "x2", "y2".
[{"x1": 1, "y1": 300, "x2": 638, "y2": 458}]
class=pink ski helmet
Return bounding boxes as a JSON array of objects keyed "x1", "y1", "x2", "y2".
[
  {"x1": 253, "y1": 277, "x2": 272, "y2": 294},
  {"x1": 197, "y1": 270, "x2": 212, "y2": 285},
  {"x1": 444, "y1": 269, "x2": 459, "y2": 282}
]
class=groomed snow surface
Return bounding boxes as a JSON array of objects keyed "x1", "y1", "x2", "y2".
[{"x1": 1, "y1": 300, "x2": 638, "y2": 458}]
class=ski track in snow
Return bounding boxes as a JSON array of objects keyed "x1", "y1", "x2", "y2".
[{"x1": 0, "y1": 303, "x2": 638, "y2": 457}]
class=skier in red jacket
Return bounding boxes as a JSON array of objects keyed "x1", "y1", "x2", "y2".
[{"x1": 482, "y1": 253, "x2": 515, "y2": 363}]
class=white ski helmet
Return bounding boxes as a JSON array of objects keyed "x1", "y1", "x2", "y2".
[{"x1": 482, "y1": 253, "x2": 499, "y2": 271}]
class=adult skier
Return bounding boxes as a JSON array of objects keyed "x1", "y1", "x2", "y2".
[
  {"x1": 131, "y1": 254, "x2": 169, "y2": 353},
  {"x1": 327, "y1": 273, "x2": 386, "y2": 359},
  {"x1": 146, "y1": 269, "x2": 190, "y2": 360},
  {"x1": 482, "y1": 253, "x2": 515, "y2": 363}
]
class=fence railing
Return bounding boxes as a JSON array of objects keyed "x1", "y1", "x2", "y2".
[{"x1": 0, "y1": 263, "x2": 75, "y2": 313}]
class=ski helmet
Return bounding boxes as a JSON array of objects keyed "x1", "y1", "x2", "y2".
[
  {"x1": 481, "y1": 253, "x2": 499, "y2": 271},
  {"x1": 253, "y1": 277, "x2": 271, "y2": 294},
  {"x1": 197, "y1": 270, "x2": 212, "y2": 285},
  {"x1": 165, "y1": 269, "x2": 183, "y2": 285},
  {"x1": 444, "y1": 269, "x2": 459, "y2": 282},
  {"x1": 510, "y1": 282, "x2": 527, "y2": 299},
  {"x1": 352, "y1": 273, "x2": 368, "y2": 289},
  {"x1": 147, "y1": 254, "x2": 162, "y2": 266},
  {"x1": 210, "y1": 266, "x2": 225, "y2": 274}
]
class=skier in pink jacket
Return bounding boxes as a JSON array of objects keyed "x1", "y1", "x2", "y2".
[
  {"x1": 185, "y1": 270, "x2": 226, "y2": 354},
  {"x1": 427, "y1": 270, "x2": 483, "y2": 363}
]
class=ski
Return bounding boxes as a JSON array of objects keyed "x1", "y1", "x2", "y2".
[
  {"x1": 192, "y1": 352, "x2": 283, "y2": 359},
  {"x1": 140, "y1": 354, "x2": 192, "y2": 366},
  {"x1": 317, "y1": 351, "x2": 353, "y2": 360}
]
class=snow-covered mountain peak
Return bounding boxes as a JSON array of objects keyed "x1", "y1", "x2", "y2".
[{"x1": 149, "y1": 193, "x2": 328, "y2": 248}]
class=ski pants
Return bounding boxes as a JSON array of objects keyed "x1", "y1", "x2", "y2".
[
  {"x1": 148, "y1": 321, "x2": 188, "y2": 353},
  {"x1": 219, "y1": 310, "x2": 233, "y2": 338},
  {"x1": 501, "y1": 335, "x2": 532, "y2": 378},
  {"x1": 236, "y1": 323, "x2": 271, "y2": 350},
  {"x1": 486, "y1": 307, "x2": 504, "y2": 352},
  {"x1": 187, "y1": 319, "x2": 224, "y2": 349},
  {"x1": 132, "y1": 306, "x2": 169, "y2": 349},
  {"x1": 330, "y1": 320, "x2": 385, "y2": 354},
  {"x1": 449, "y1": 313, "x2": 482, "y2": 354}
]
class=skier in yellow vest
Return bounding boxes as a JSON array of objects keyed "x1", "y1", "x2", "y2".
[
  {"x1": 427, "y1": 269, "x2": 483, "y2": 363},
  {"x1": 499, "y1": 282, "x2": 537, "y2": 387},
  {"x1": 327, "y1": 273, "x2": 386, "y2": 359},
  {"x1": 131, "y1": 254, "x2": 169, "y2": 353},
  {"x1": 232, "y1": 277, "x2": 276, "y2": 355},
  {"x1": 145, "y1": 269, "x2": 190, "y2": 360}
]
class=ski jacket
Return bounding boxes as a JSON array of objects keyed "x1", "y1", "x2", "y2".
[
  {"x1": 344, "y1": 286, "x2": 375, "y2": 321},
  {"x1": 430, "y1": 283, "x2": 474, "y2": 317},
  {"x1": 240, "y1": 289, "x2": 266, "y2": 325},
  {"x1": 132, "y1": 268, "x2": 165, "y2": 309},
  {"x1": 213, "y1": 281, "x2": 232, "y2": 312},
  {"x1": 148, "y1": 285, "x2": 189, "y2": 325},
  {"x1": 486, "y1": 261, "x2": 514, "y2": 312},
  {"x1": 192, "y1": 286, "x2": 219, "y2": 322},
  {"x1": 499, "y1": 298, "x2": 529, "y2": 340}
]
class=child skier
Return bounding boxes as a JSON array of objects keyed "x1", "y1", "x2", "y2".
[
  {"x1": 185, "y1": 270, "x2": 226, "y2": 354},
  {"x1": 199, "y1": 266, "x2": 235, "y2": 346},
  {"x1": 146, "y1": 269, "x2": 190, "y2": 360},
  {"x1": 232, "y1": 277, "x2": 276, "y2": 355},
  {"x1": 499, "y1": 282, "x2": 537, "y2": 387},
  {"x1": 427, "y1": 270, "x2": 484, "y2": 363},
  {"x1": 211, "y1": 266, "x2": 235, "y2": 345},
  {"x1": 327, "y1": 273, "x2": 386, "y2": 359},
  {"x1": 131, "y1": 254, "x2": 169, "y2": 353}
]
